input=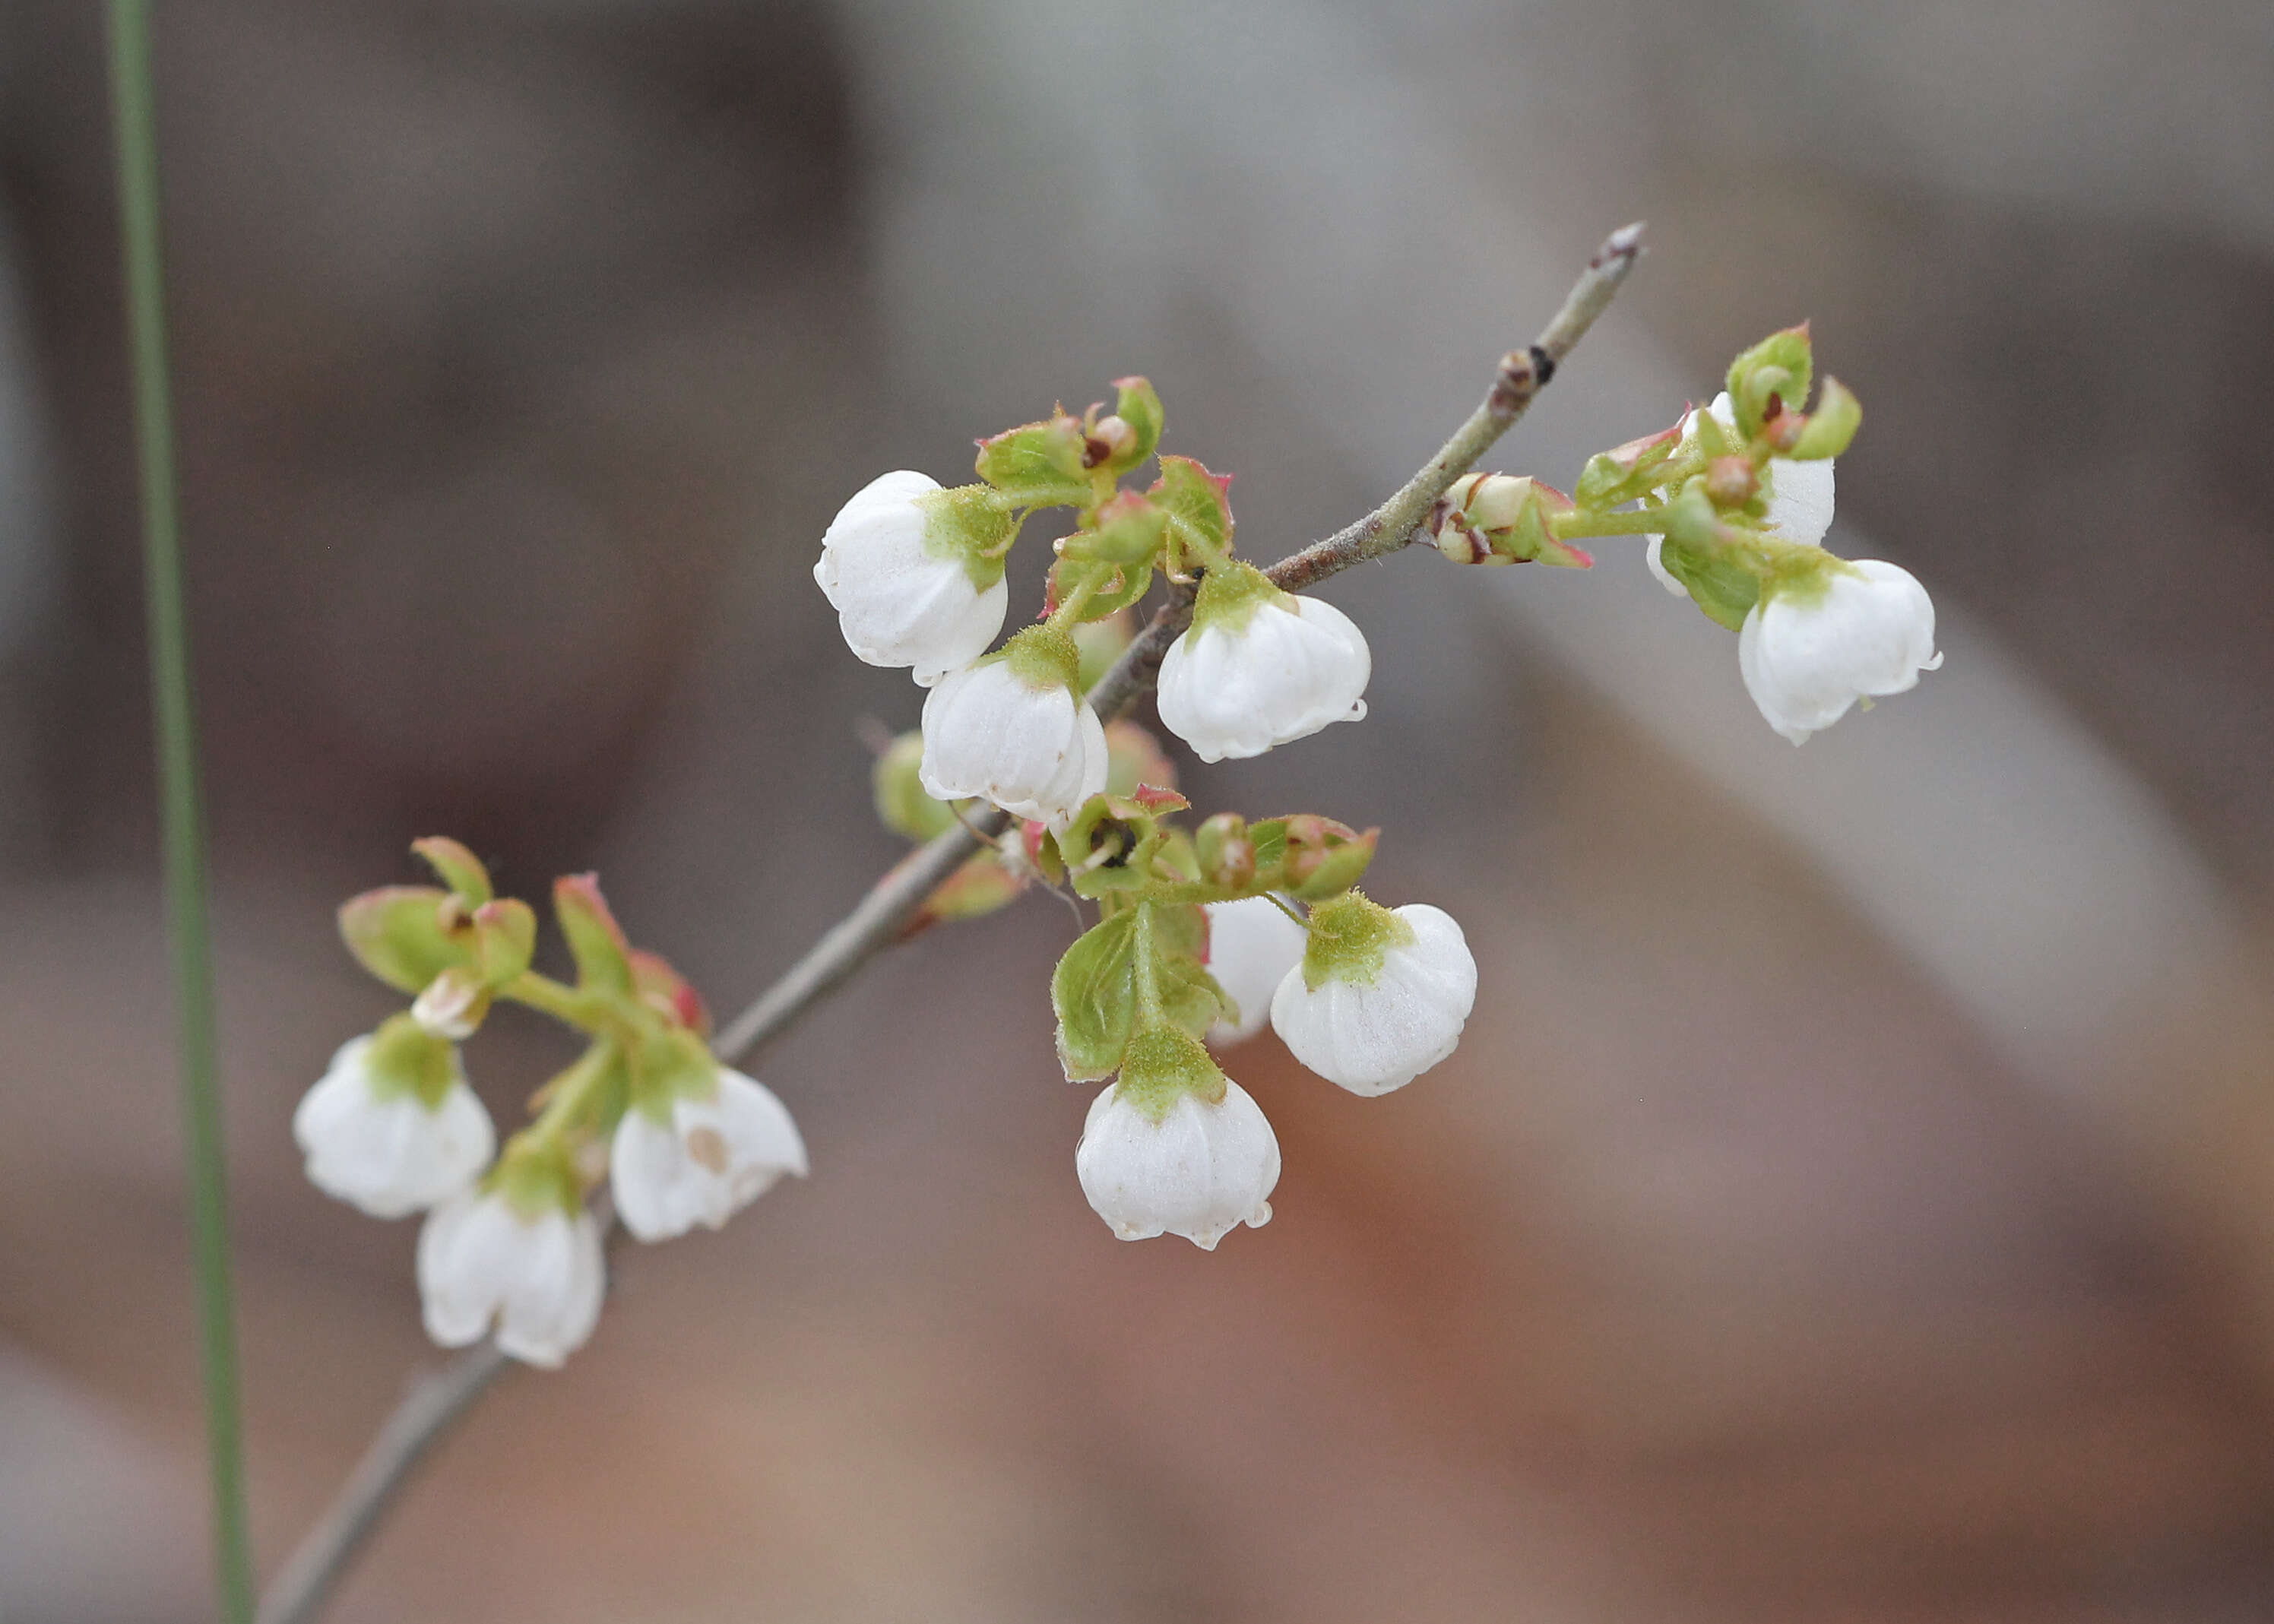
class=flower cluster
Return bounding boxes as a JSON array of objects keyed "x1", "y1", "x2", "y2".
[
  {"x1": 1432, "y1": 324, "x2": 1941, "y2": 742},
  {"x1": 296, "y1": 841, "x2": 805, "y2": 1365},
  {"x1": 819, "y1": 384, "x2": 1475, "y2": 1247}
]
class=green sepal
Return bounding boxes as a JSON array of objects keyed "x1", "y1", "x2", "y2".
[
  {"x1": 553, "y1": 874, "x2": 634, "y2": 995},
  {"x1": 1097, "y1": 376, "x2": 1164, "y2": 476},
  {"x1": 338, "y1": 885, "x2": 469, "y2": 995},
  {"x1": 363, "y1": 1011, "x2": 464, "y2": 1110},
  {"x1": 1726, "y1": 324, "x2": 1814, "y2": 442},
  {"x1": 1300, "y1": 890, "x2": 1414, "y2": 991},
  {"x1": 1111, "y1": 1023, "x2": 1229, "y2": 1122},
  {"x1": 914, "y1": 485, "x2": 1020, "y2": 594},
  {"x1": 975, "y1": 409, "x2": 1094, "y2": 508},
  {"x1": 411, "y1": 837, "x2": 492, "y2": 906},
  {"x1": 489, "y1": 1128, "x2": 590, "y2": 1218},
  {"x1": 1786, "y1": 376, "x2": 1861, "y2": 461},
  {"x1": 1652, "y1": 488, "x2": 1761, "y2": 632},
  {"x1": 622, "y1": 1026, "x2": 720, "y2": 1125},
  {"x1": 1151, "y1": 456, "x2": 1234, "y2": 567},
  {"x1": 874, "y1": 730, "x2": 961, "y2": 841},
  {"x1": 999, "y1": 623, "x2": 1082, "y2": 693}
]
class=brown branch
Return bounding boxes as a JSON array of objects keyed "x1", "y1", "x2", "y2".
[{"x1": 253, "y1": 220, "x2": 1645, "y2": 1624}]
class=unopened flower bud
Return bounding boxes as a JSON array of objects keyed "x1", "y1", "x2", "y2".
[
  {"x1": 1155, "y1": 561, "x2": 1370, "y2": 762},
  {"x1": 1075, "y1": 1027, "x2": 1278, "y2": 1249},
  {"x1": 1195, "y1": 812, "x2": 1255, "y2": 889},
  {"x1": 873, "y1": 730, "x2": 961, "y2": 842},
  {"x1": 1705, "y1": 455, "x2": 1759, "y2": 508},
  {"x1": 1434, "y1": 473, "x2": 1591, "y2": 568},
  {"x1": 1740, "y1": 558, "x2": 1943, "y2": 744},
  {"x1": 1085, "y1": 415, "x2": 1139, "y2": 469},
  {"x1": 919, "y1": 625, "x2": 1108, "y2": 827},
  {"x1": 1270, "y1": 894, "x2": 1477, "y2": 1096},
  {"x1": 815, "y1": 472, "x2": 1014, "y2": 685},
  {"x1": 1203, "y1": 895, "x2": 1306, "y2": 1045}
]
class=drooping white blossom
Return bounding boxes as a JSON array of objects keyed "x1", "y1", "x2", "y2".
[
  {"x1": 417, "y1": 1190, "x2": 606, "y2": 1369},
  {"x1": 1739, "y1": 559, "x2": 1943, "y2": 745},
  {"x1": 293, "y1": 1032, "x2": 494, "y2": 1219},
  {"x1": 1076, "y1": 1076, "x2": 1280, "y2": 1250},
  {"x1": 611, "y1": 1068, "x2": 809, "y2": 1243},
  {"x1": 920, "y1": 627, "x2": 1107, "y2": 826},
  {"x1": 1203, "y1": 896, "x2": 1308, "y2": 1046},
  {"x1": 815, "y1": 470, "x2": 1009, "y2": 685},
  {"x1": 1646, "y1": 391, "x2": 1835, "y2": 593},
  {"x1": 1271, "y1": 900, "x2": 1477, "y2": 1097},
  {"x1": 1155, "y1": 562, "x2": 1370, "y2": 762}
]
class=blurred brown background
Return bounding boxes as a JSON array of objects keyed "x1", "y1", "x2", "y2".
[{"x1": 2, "y1": 1, "x2": 2272, "y2": 1618}]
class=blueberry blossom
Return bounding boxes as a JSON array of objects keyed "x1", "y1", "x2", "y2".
[
  {"x1": 417, "y1": 1181, "x2": 605, "y2": 1369},
  {"x1": 611, "y1": 1065, "x2": 809, "y2": 1243},
  {"x1": 1740, "y1": 558, "x2": 1943, "y2": 744},
  {"x1": 920, "y1": 624, "x2": 1107, "y2": 826},
  {"x1": 1154, "y1": 561, "x2": 1370, "y2": 762},
  {"x1": 815, "y1": 470, "x2": 1015, "y2": 685},
  {"x1": 293, "y1": 1017, "x2": 494, "y2": 1219},
  {"x1": 1075, "y1": 1026, "x2": 1279, "y2": 1249},
  {"x1": 1270, "y1": 894, "x2": 1477, "y2": 1097},
  {"x1": 1202, "y1": 895, "x2": 1308, "y2": 1046}
]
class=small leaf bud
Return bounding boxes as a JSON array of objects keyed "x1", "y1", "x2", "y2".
[
  {"x1": 553, "y1": 874, "x2": 635, "y2": 995},
  {"x1": 873, "y1": 730, "x2": 961, "y2": 842},
  {"x1": 1433, "y1": 473, "x2": 1591, "y2": 568},
  {"x1": 1195, "y1": 812, "x2": 1256, "y2": 890},
  {"x1": 1705, "y1": 455, "x2": 1760, "y2": 509}
]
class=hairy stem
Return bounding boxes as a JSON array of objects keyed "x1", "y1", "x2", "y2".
[{"x1": 255, "y1": 220, "x2": 1645, "y2": 1624}]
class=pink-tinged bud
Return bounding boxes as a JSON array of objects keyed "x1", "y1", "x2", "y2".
[
  {"x1": 630, "y1": 949, "x2": 710, "y2": 1037},
  {"x1": 1084, "y1": 415, "x2": 1139, "y2": 469},
  {"x1": 1706, "y1": 455, "x2": 1760, "y2": 508},
  {"x1": 1433, "y1": 473, "x2": 1591, "y2": 568}
]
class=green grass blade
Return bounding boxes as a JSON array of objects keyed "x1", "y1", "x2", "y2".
[{"x1": 103, "y1": 2, "x2": 255, "y2": 1617}]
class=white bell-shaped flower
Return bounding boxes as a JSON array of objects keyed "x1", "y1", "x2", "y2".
[
  {"x1": 1155, "y1": 561, "x2": 1370, "y2": 762},
  {"x1": 1270, "y1": 897, "x2": 1477, "y2": 1097},
  {"x1": 920, "y1": 625, "x2": 1107, "y2": 825},
  {"x1": 611, "y1": 1067, "x2": 809, "y2": 1243},
  {"x1": 1739, "y1": 559, "x2": 1943, "y2": 744},
  {"x1": 293, "y1": 1027, "x2": 494, "y2": 1219},
  {"x1": 814, "y1": 470, "x2": 1010, "y2": 685},
  {"x1": 417, "y1": 1188, "x2": 606, "y2": 1369},
  {"x1": 1203, "y1": 896, "x2": 1308, "y2": 1046},
  {"x1": 1075, "y1": 1029, "x2": 1279, "y2": 1250},
  {"x1": 1646, "y1": 391, "x2": 1835, "y2": 593}
]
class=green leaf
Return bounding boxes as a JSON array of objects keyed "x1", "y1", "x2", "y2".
[
  {"x1": 1151, "y1": 456, "x2": 1234, "y2": 564},
  {"x1": 1052, "y1": 909, "x2": 1142, "y2": 1081},
  {"x1": 1104, "y1": 376, "x2": 1164, "y2": 474},
  {"x1": 470, "y1": 898, "x2": 537, "y2": 985},
  {"x1": 337, "y1": 885, "x2": 468, "y2": 994},
  {"x1": 1788, "y1": 376, "x2": 1861, "y2": 461},
  {"x1": 553, "y1": 874, "x2": 634, "y2": 994},
  {"x1": 975, "y1": 410, "x2": 1094, "y2": 507},
  {"x1": 1725, "y1": 324, "x2": 1814, "y2": 442},
  {"x1": 411, "y1": 836, "x2": 492, "y2": 905}
]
